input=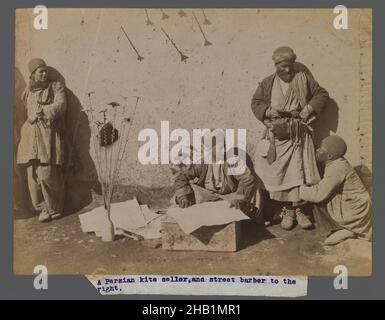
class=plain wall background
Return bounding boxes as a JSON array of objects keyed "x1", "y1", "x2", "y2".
[{"x1": 14, "y1": 8, "x2": 371, "y2": 191}]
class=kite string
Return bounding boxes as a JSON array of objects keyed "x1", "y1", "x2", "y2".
[
  {"x1": 111, "y1": 97, "x2": 140, "y2": 192},
  {"x1": 109, "y1": 113, "x2": 130, "y2": 197},
  {"x1": 107, "y1": 106, "x2": 119, "y2": 205},
  {"x1": 114, "y1": 100, "x2": 128, "y2": 175},
  {"x1": 109, "y1": 102, "x2": 128, "y2": 203},
  {"x1": 87, "y1": 95, "x2": 103, "y2": 178}
]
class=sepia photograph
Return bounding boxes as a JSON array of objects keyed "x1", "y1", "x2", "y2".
[{"x1": 13, "y1": 8, "x2": 372, "y2": 278}]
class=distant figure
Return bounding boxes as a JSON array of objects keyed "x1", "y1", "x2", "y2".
[
  {"x1": 251, "y1": 46, "x2": 329, "y2": 230},
  {"x1": 17, "y1": 58, "x2": 67, "y2": 222},
  {"x1": 299, "y1": 135, "x2": 372, "y2": 245}
]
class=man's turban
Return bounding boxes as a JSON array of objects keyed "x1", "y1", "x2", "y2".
[{"x1": 272, "y1": 47, "x2": 297, "y2": 64}]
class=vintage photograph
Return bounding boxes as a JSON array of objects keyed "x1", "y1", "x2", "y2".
[{"x1": 14, "y1": 8, "x2": 372, "y2": 276}]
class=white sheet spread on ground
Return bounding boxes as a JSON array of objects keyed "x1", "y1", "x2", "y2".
[
  {"x1": 79, "y1": 198, "x2": 162, "y2": 239},
  {"x1": 166, "y1": 201, "x2": 250, "y2": 234}
]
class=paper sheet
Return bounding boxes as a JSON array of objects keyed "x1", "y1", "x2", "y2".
[
  {"x1": 78, "y1": 198, "x2": 162, "y2": 239},
  {"x1": 167, "y1": 201, "x2": 250, "y2": 234}
]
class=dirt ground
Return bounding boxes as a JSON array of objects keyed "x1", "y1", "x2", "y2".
[{"x1": 13, "y1": 187, "x2": 371, "y2": 276}]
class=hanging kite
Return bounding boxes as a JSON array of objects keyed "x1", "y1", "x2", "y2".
[
  {"x1": 118, "y1": 26, "x2": 144, "y2": 61},
  {"x1": 201, "y1": 9, "x2": 212, "y2": 25},
  {"x1": 160, "y1": 9, "x2": 170, "y2": 20},
  {"x1": 192, "y1": 11, "x2": 212, "y2": 46},
  {"x1": 161, "y1": 27, "x2": 188, "y2": 62},
  {"x1": 144, "y1": 9, "x2": 154, "y2": 26},
  {"x1": 178, "y1": 9, "x2": 187, "y2": 17}
]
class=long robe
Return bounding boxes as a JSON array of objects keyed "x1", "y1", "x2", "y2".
[
  {"x1": 17, "y1": 81, "x2": 66, "y2": 165},
  {"x1": 16, "y1": 81, "x2": 67, "y2": 215},
  {"x1": 299, "y1": 158, "x2": 372, "y2": 239},
  {"x1": 253, "y1": 72, "x2": 323, "y2": 202}
]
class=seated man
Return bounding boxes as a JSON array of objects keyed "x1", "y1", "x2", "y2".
[
  {"x1": 172, "y1": 132, "x2": 259, "y2": 216},
  {"x1": 299, "y1": 135, "x2": 372, "y2": 245}
]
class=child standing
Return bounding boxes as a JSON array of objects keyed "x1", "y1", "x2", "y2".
[{"x1": 299, "y1": 135, "x2": 372, "y2": 245}]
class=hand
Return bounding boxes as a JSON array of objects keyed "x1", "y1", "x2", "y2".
[
  {"x1": 299, "y1": 104, "x2": 314, "y2": 121},
  {"x1": 290, "y1": 110, "x2": 301, "y2": 118},
  {"x1": 216, "y1": 188, "x2": 228, "y2": 196},
  {"x1": 177, "y1": 195, "x2": 194, "y2": 208},
  {"x1": 179, "y1": 198, "x2": 193, "y2": 208},
  {"x1": 27, "y1": 115, "x2": 38, "y2": 124},
  {"x1": 36, "y1": 110, "x2": 44, "y2": 119},
  {"x1": 265, "y1": 109, "x2": 280, "y2": 119},
  {"x1": 229, "y1": 199, "x2": 246, "y2": 210}
]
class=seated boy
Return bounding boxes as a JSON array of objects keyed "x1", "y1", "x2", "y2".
[
  {"x1": 299, "y1": 135, "x2": 372, "y2": 245},
  {"x1": 173, "y1": 157, "x2": 257, "y2": 214},
  {"x1": 172, "y1": 131, "x2": 259, "y2": 216}
]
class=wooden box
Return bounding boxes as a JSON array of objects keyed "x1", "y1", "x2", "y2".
[{"x1": 161, "y1": 215, "x2": 241, "y2": 252}]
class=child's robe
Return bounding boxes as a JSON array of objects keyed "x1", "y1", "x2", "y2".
[{"x1": 300, "y1": 158, "x2": 372, "y2": 239}]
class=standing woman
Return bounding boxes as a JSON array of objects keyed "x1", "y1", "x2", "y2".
[{"x1": 17, "y1": 58, "x2": 67, "y2": 222}]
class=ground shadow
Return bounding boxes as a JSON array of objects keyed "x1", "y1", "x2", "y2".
[
  {"x1": 14, "y1": 68, "x2": 33, "y2": 219},
  {"x1": 312, "y1": 98, "x2": 339, "y2": 147},
  {"x1": 354, "y1": 164, "x2": 372, "y2": 195},
  {"x1": 178, "y1": 220, "x2": 275, "y2": 250},
  {"x1": 294, "y1": 61, "x2": 340, "y2": 147},
  {"x1": 191, "y1": 224, "x2": 228, "y2": 245},
  {"x1": 238, "y1": 220, "x2": 275, "y2": 250},
  {"x1": 48, "y1": 67, "x2": 99, "y2": 215}
]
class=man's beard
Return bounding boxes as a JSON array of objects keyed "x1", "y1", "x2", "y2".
[
  {"x1": 278, "y1": 72, "x2": 294, "y2": 82},
  {"x1": 29, "y1": 77, "x2": 49, "y2": 91},
  {"x1": 38, "y1": 76, "x2": 48, "y2": 83}
]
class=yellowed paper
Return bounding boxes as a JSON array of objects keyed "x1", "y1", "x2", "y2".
[{"x1": 87, "y1": 274, "x2": 308, "y2": 297}]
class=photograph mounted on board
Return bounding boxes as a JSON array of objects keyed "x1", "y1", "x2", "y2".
[{"x1": 14, "y1": 8, "x2": 372, "y2": 277}]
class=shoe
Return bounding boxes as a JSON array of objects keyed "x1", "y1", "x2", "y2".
[
  {"x1": 295, "y1": 208, "x2": 313, "y2": 229},
  {"x1": 248, "y1": 206, "x2": 264, "y2": 225},
  {"x1": 38, "y1": 210, "x2": 51, "y2": 223},
  {"x1": 280, "y1": 207, "x2": 296, "y2": 230},
  {"x1": 324, "y1": 229, "x2": 356, "y2": 245},
  {"x1": 51, "y1": 213, "x2": 63, "y2": 220}
]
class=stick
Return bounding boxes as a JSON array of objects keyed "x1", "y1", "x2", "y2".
[
  {"x1": 201, "y1": 9, "x2": 211, "y2": 25},
  {"x1": 145, "y1": 9, "x2": 154, "y2": 26},
  {"x1": 192, "y1": 11, "x2": 212, "y2": 46},
  {"x1": 160, "y1": 27, "x2": 188, "y2": 62},
  {"x1": 120, "y1": 26, "x2": 144, "y2": 61},
  {"x1": 111, "y1": 98, "x2": 129, "y2": 190}
]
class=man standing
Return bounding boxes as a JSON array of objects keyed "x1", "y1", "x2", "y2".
[
  {"x1": 251, "y1": 47, "x2": 329, "y2": 230},
  {"x1": 17, "y1": 58, "x2": 67, "y2": 222}
]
